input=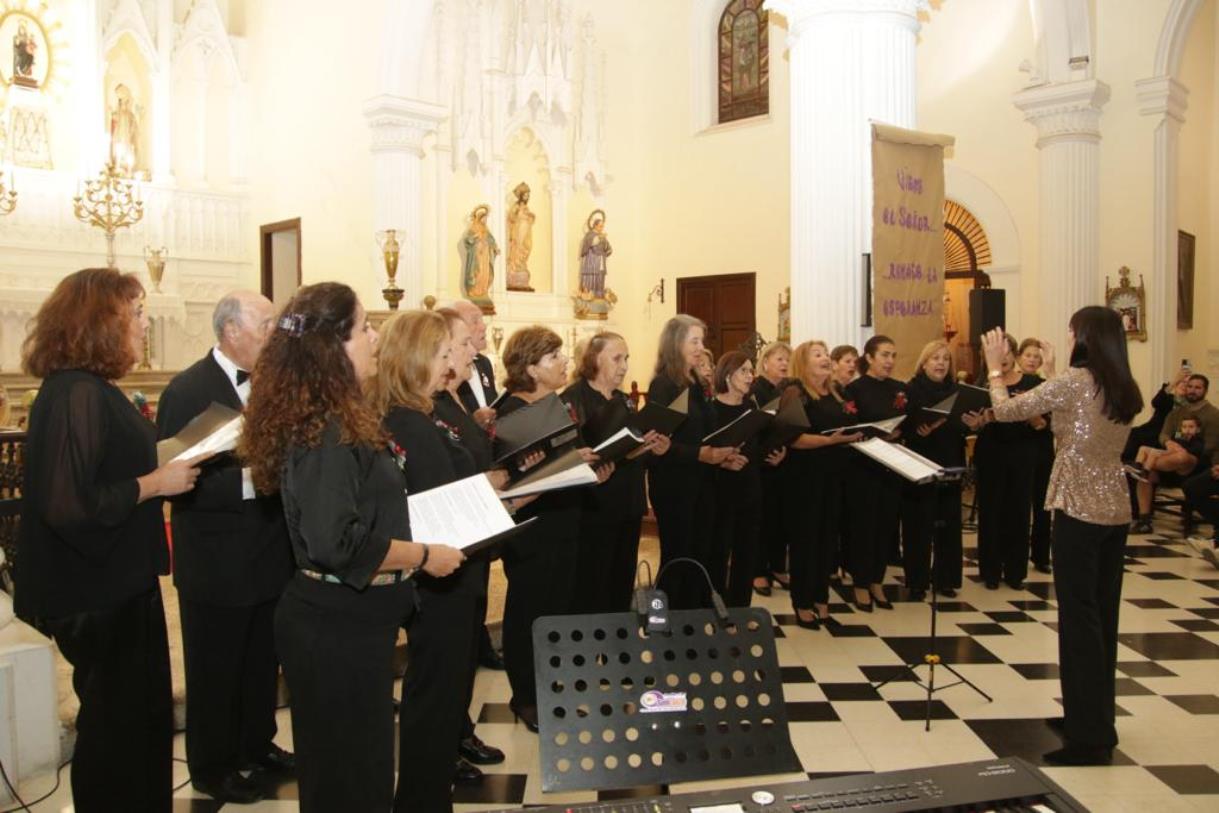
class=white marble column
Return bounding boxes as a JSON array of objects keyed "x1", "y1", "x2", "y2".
[
  {"x1": 767, "y1": 0, "x2": 923, "y2": 349},
  {"x1": 363, "y1": 95, "x2": 447, "y2": 311},
  {"x1": 1012, "y1": 79, "x2": 1109, "y2": 345},
  {"x1": 1135, "y1": 75, "x2": 1188, "y2": 388}
]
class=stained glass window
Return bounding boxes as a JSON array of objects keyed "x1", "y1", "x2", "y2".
[{"x1": 718, "y1": 0, "x2": 768, "y2": 124}]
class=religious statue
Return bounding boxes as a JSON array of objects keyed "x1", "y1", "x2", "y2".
[
  {"x1": 461, "y1": 204, "x2": 499, "y2": 315},
  {"x1": 108, "y1": 84, "x2": 141, "y2": 176},
  {"x1": 573, "y1": 209, "x2": 617, "y2": 320},
  {"x1": 506, "y1": 182, "x2": 535, "y2": 291},
  {"x1": 11, "y1": 20, "x2": 37, "y2": 88}
]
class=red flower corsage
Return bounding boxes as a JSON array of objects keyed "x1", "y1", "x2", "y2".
[
  {"x1": 388, "y1": 439, "x2": 408, "y2": 472},
  {"x1": 843, "y1": 401, "x2": 858, "y2": 415},
  {"x1": 434, "y1": 417, "x2": 462, "y2": 444},
  {"x1": 893, "y1": 392, "x2": 908, "y2": 411}
]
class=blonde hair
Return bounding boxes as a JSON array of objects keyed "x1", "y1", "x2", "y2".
[
  {"x1": 913, "y1": 340, "x2": 956, "y2": 380},
  {"x1": 791, "y1": 340, "x2": 841, "y2": 401},
  {"x1": 758, "y1": 341, "x2": 791, "y2": 368},
  {"x1": 372, "y1": 309, "x2": 450, "y2": 415},
  {"x1": 653, "y1": 314, "x2": 707, "y2": 386}
]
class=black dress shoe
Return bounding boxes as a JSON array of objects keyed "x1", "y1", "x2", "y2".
[
  {"x1": 794, "y1": 612, "x2": 821, "y2": 631},
  {"x1": 753, "y1": 582, "x2": 773, "y2": 597},
  {"x1": 937, "y1": 587, "x2": 957, "y2": 598},
  {"x1": 510, "y1": 700, "x2": 540, "y2": 733},
  {"x1": 192, "y1": 771, "x2": 265, "y2": 804},
  {"x1": 821, "y1": 616, "x2": 842, "y2": 631},
  {"x1": 985, "y1": 581, "x2": 1000, "y2": 590},
  {"x1": 873, "y1": 596, "x2": 894, "y2": 610},
  {"x1": 459, "y1": 734, "x2": 505, "y2": 765},
  {"x1": 1034, "y1": 563, "x2": 1053, "y2": 574},
  {"x1": 908, "y1": 589, "x2": 926, "y2": 602},
  {"x1": 480, "y1": 647, "x2": 506, "y2": 671},
  {"x1": 244, "y1": 743, "x2": 295, "y2": 776},
  {"x1": 1043, "y1": 745, "x2": 1113, "y2": 766},
  {"x1": 454, "y1": 757, "x2": 484, "y2": 785},
  {"x1": 1045, "y1": 716, "x2": 1065, "y2": 733},
  {"x1": 772, "y1": 573, "x2": 792, "y2": 591},
  {"x1": 1005, "y1": 580, "x2": 1026, "y2": 590},
  {"x1": 853, "y1": 599, "x2": 874, "y2": 613}
]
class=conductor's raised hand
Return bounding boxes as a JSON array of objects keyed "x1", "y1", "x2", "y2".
[
  {"x1": 421, "y1": 544, "x2": 466, "y2": 578},
  {"x1": 981, "y1": 328, "x2": 1007, "y2": 374}
]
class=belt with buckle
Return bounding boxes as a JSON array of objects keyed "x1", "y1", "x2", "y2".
[{"x1": 299, "y1": 569, "x2": 408, "y2": 587}]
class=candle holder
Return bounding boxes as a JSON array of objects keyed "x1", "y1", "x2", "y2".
[
  {"x1": 144, "y1": 246, "x2": 167, "y2": 293},
  {"x1": 73, "y1": 161, "x2": 144, "y2": 268},
  {"x1": 0, "y1": 170, "x2": 16, "y2": 216},
  {"x1": 376, "y1": 229, "x2": 404, "y2": 310}
]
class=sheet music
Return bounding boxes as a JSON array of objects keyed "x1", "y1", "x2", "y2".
[
  {"x1": 173, "y1": 415, "x2": 243, "y2": 462},
  {"x1": 496, "y1": 462, "x2": 599, "y2": 499},
  {"x1": 407, "y1": 474, "x2": 516, "y2": 551},
  {"x1": 853, "y1": 437, "x2": 944, "y2": 483},
  {"x1": 157, "y1": 402, "x2": 245, "y2": 465}
]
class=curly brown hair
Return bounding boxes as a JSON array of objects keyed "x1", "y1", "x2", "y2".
[
  {"x1": 22, "y1": 268, "x2": 144, "y2": 379},
  {"x1": 502, "y1": 326, "x2": 562, "y2": 394},
  {"x1": 239, "y1": 282, "x2": 386, "y2": 494}
]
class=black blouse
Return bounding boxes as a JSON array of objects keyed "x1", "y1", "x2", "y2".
[
  {"x1": 710, "y1": 398, "x2": 763, "y2": 503},
  {"x1": 280, "y1": 424, "x2": 410, "y2": 590},
  {"x1": 751, "y1": 376, "x2": 786, "y2": 409},
  {"x1": 646, "y1": 375, "x2": 715, "y2": 472},
  {"x1": 434, "y1": 390, "x2": 494, "y2": 472},
  {"x1": 976, "y1": 373, "x2": 1042, "y2": 446},
  {"x1": 903, "y1": 372, "x2": 966, "y2": 468},
  {"x1": 844, "y1": 375, "x2": 908, "y2": 423},
  {"x1": 15, "y1": 370, "x2": 167, "y2": 620},
  {"x1": 789, "y1": 383, "x2": 854, "y2": 472},
  {"x1": 384, "y1": 405, "x2": 477, "y2": 493},
  {"x1": 496, "y1": 393, "x2": 583, "y2": 519},
  {"x1": 562, "y1": 378, "x2": 647, "y2": 518}
]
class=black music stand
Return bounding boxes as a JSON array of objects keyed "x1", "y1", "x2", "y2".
[
  {"x1": 872, "y1": 469, "x2": 992, "y2": 730},
  {"x1": 533, "y1": 607, "x2": 801, "y2": 792}
]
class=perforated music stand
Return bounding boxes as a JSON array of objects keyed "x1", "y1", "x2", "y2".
[{"x1": 533, "y1": 607, "x2": 801, "y2": 793}]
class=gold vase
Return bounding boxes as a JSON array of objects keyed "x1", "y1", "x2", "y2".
[
  {"x1": 143, "y1": 246, "x2": 167, "y2": 293},
  {"x1": 376, "y1": 230, "x2": 403, "y2": 310}
]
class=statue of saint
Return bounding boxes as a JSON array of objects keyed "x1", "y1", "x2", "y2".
[
  {"x1": 108, "y1": 84, "x2": 140, "y2": 176},
  {"x1": 461, "y1": 204, "x2": 498, "y2": 314},
  {"x1": 12, "y1": 20, "x2": 37, "y2": 88},
  {"x1": 506, "y1": 182, "x2": 535, "y2": 291},
  {"x1": 578, "y1": 209, "x2": 611, "y2": 298}
]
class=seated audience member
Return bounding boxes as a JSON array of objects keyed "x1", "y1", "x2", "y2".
[
  {"x1": 1129, "y1": 374, "x2": 1219, "y2": 533},
  {"x1": 1183, "y1": 461, "x2": 1219, "y2": 568},
  {"x1": 1123, "y1": 365, "x2": 1190, "y2": 461}
]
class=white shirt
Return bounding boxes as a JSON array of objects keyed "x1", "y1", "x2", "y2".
[
  {"x1": 469, "y1": 361, "x2": 488, "y2": 409},
  {"x1": 212, "y1": 347, "x2": 256, "y2": 500}
]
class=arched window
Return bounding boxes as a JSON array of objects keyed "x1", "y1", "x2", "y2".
[
  {"x1": 943, "y1": 199, "x2": 993, "y2": 276},
  {"x1": 718, "y1": 0, "x2": 768, "y2": 124}
]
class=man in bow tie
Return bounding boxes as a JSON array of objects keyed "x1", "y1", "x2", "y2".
[{"x1": 157, "y1": 292, "x2": 295, "y2": 804}]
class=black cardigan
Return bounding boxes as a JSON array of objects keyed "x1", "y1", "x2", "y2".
[{"x1": 16, "y1": 370, "x2": 168, "y2": 620}]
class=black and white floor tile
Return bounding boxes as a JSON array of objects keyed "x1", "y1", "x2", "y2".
[{"x1": 12, "y1": 525, "x2": 1219, "y2": 812}]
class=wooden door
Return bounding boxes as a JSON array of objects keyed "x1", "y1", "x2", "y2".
[
  {"x1": 260, "y1": 218, "x2": 302, "y2": 307},
  {"x1": 676, "y1": 273, "x2": 756, "y2": 359}
]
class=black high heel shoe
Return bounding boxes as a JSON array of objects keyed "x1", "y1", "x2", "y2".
[
  {"x1": 510, "y1": 700, "x2": 540, "y2": 733},
  {"x1": 794, "y1": 610, "x2": 821, "y2": 631},
  {"x1": 753, "y1": 579, "x2": 773, "y2": 597},
  {"x1": 871, "y1": 590, "x2": 894, "y2": 610}
]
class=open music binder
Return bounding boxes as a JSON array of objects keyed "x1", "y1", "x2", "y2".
[
  {"x1": 492, "y1": 392, "x2": 579, "y2": 468},
  {"x1": 915, "y1": 384, "x2": 992, "y2": 427},
  {"x1": 702, "y1": 407, "x2": 774, "y2": 447},
  {"x1": 632, "y1": 388, "x2": 688, "y2": 436},
  {"x1": 759, "y1": 391, "x2": 811, "y2": 452},
  {"x1": 822, "y1": 414, "x2": 905, "y2": 439},
  {"x1": 406, "y1": 473, "x2": 538, "y2": 556},
  {"x1": 851, "y1": 437, "x2": 949, "y2": 484},
  {"x1": 495, "y1": 448, "x2": 599, "y2": 499},
  {"x1": 156, "y1": 402, "x2": 243, "y2": 466},
  {"x1": 591, "y1": 426, "x2": 647, "y2": 463}
]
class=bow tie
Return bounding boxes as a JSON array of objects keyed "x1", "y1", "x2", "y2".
[{"x1": 235, "y1": 369, "x2": 250, "y2": 386}]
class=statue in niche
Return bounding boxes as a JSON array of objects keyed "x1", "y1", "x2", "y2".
[
  {"x1": 108, "y1": 84, "x2": 141, "y2": 176},
  {"x1": 11, "y1": 19, "x2": 37, "y2": 87},
  {"x1": 506, "y1": 182, "x2": 536, "y2": 292},
  {"x1": 461, "y1": 204, "x2": 499, "y2": 315},
  {"x1": 573, "y1": 209, "x2": 616, "y2": 321}
]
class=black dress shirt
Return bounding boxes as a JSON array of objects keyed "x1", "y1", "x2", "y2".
[
  {"x1": 433, "y1": 391, "x2": 494, "y2": 472},
  {"x1": 15, "y1": 370, "x2": 167, "y2": 620},
  {"x1": 562, "y1": 378, "x2": 647, "y2": 518},
  {"x1": 280, "y1": 425, "x2": 409, "y2": 590},
  {"x1": 904, "y1": 372, "x2": 966, "y2": 468}
]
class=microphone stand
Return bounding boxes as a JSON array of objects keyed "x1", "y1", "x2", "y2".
[{"x1": 872, "y1": 468, "x2": 992, "y2": 730}]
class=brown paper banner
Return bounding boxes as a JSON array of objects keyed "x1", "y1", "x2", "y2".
[{"x1": 871, "y1": 123, "x2": 955, "y2": 380}]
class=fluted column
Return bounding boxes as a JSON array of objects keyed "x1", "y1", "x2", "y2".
[
  {"x1": 767, "y1": 0, "x2": 923, "y2": 348},
  {"x1": 363, "y1": 95, "x2": 447, "y2": 310},
  {"x1": 1013, "y1": 79, "x2": 1109, "y2": 344},
  {"x1": 1135, "y1": 76, "x2": 1188, "y2": 387}
]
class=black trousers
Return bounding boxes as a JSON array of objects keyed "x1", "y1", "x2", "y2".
[
  {"x1": 975, "y1": 444, "x2": 1035, "y2": 585},
  {"x1": 501, "y1": 508, "x2": 578, "y2": 707},
  {"x1": 900, "y1": 481, "x2": 963, "y2": 593},
  {"x1": 1052, "y1": 511, "x2": 1127, "y2": 750},
  {"x1": 756, "y1": 467, "x2": 790, "y2": 578},
  {"x1": 710, "y1": 482, "x2": 761, "y2": 608},
  {"x1": 395, "y1": 563, "x2": 486, "y2": 813},
  {"x1": 275, "y1": 574, "x2": 414, "y2": 812},
  {"x1": 40, "y1": 585, "x2": 173, "y2": 812},
  {"x1": 1183, "y1": 471, "x2": 1219, "y2": 539},
  {"x1": 846, "y1": 464, "x2": 901, "y2": 587},
  {"x1": 178, "y1": 595, "x2": 280, "y2": 780},
  {"x1": 790, "y1": 472, "x2": 841, "y2": 609},
  {"x1": 572, "y1": 515, "x2": 644, "y2": 614},
  {"x1": 650, "y1": 471, "x2": 716, "y2": 610},
  {"x1": 1030, "y1": 440, "x2": 1054, "y2": 567}
]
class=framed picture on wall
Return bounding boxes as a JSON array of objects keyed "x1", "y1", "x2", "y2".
[{"x1": 1178, "y1": 230, "x2": 1195, "y2": 330}]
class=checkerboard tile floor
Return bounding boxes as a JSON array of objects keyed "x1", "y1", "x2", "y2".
[{"x1": 12, "y1": 525, "x2": 1219, "y2": 812}]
